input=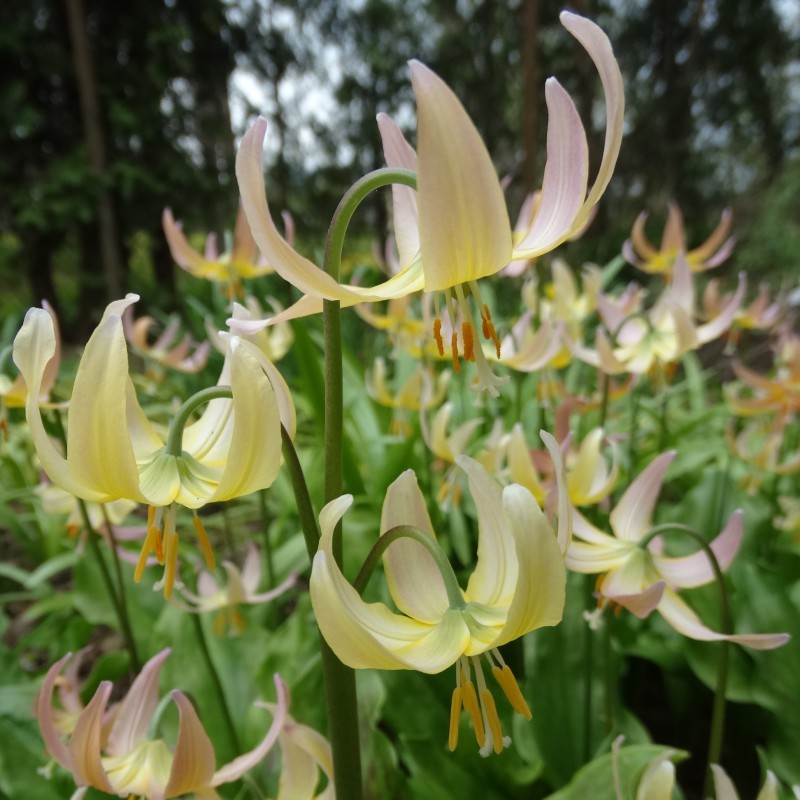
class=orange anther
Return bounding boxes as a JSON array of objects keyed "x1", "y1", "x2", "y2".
[
  {"x1": 462, "y1": 321, "x2": 475, "y2": 362},
  {"x1": 451, "y1": 332, "x2": 460, "y2": 374},
  {"x1": 482, "y1": 305, "x2": 501, "y2": 358},
  {"x1": 433, "y1": 319, "x2": 445, "y2": 356}
]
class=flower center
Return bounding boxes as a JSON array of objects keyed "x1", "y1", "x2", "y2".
[
  {"x1": 448, "y1": 650, "x2": 531, "y2": 756},
  {"x1": 432, "y1": 281, "x2": 508, "y2": 398},
  {"x1": 134, "y1": 504, "x2": 215, "y2": 598}
]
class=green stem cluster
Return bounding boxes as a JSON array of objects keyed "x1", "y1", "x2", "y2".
[{"x1": 641, "y1": 523, "x2": 731, "y2": 798}]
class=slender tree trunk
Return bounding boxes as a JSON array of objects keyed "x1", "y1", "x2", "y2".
[
  {"x1": 64, "y1": 0, "x2": 124, "y2": 301},
  {"x1": 521, "y1": 0, "x2": 541, "y2": 192}
]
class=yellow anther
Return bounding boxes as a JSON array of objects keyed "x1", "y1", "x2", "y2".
[
  {"x1": 164, "y1": 531, "x2": 179, "y2": 599},
  {"x1": 462, "y1": 676, "x2": 485, "y2": 747},
  {"x1": 448, "y1": 687, "x2": 463, "y2": 751},
  {"x1": 192, "y1": 512, "x2": 216, "y2": 571},
  {"x1": 451, "y1": 332, "x2": 461, "y2": 374},
  {"x1": 492, "y1": 665, "x2": 532, "y2": 720},
  {"x1": 462, "y1": 321, "x2": 475, "y2": 362},
  {"x1": 433, "y1": 319, "x2": 445, "y2": 356},
  {"x1": 134, "y1": 520, "x2": 161, "y2": 582},
  {"x1": 480, "y1": 689, "x2": 505, "y2": 755},
  {"x1": 66, "y1": 523, "x2": 80, "y2": 540}
]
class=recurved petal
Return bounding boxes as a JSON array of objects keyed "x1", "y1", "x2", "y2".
[
  {"x1": 210, "y1": 339, "x2": 281, "y2": 501},
  {"x1": 660, "y1": 201, "x2": 686, "y2": 252},
  {"x1": 690, "y1": 208, "x2": 733, "y2": 263},
  {"x1": 311, "y1": 495, "x2": 470, "y2": 673},
  {"x1": 275, "y1": 721, "x2": 335, "y2": 800},
  {"x1": 610, "y1": 452, "x2": 675, "y2": 541},
  {"x1": 67, "y1": 298, "x2": 147, "y2": 502},
  {"x1": 411, "y1": 60, "x2": 512, "y2": 290},
  {"x1": 697, "y1": 272, "x2": 745, "y2": 344},
  {"x1": 106, "y1": 649, "x2": 171, "y2": 757},
  {"x1": 211, "y1": 675, "x2": 287, "y2": 786},
  {"x1": 162, "y1": 209, "x2": 209, "y2": 274},
  {"x1": 652, "y1": 510, "x2": 743, "y2": 589},
  {"x1": 377, "y1": 112, "x2": 420, "y2": 269},
  {"x1": 658, "y1": 589, "x2": 791, "y2": 649},
  {"x1": 13, "y1": 309, "x2": 107, "y2": 501},
  {"x1": 69, "y1": 681, "x2": 116, "y2": 793},
  {"x1": 381, "y1": 470, "x2": 450, "y2": 623},
  {"x1": 459, "y1": 456, "x2": 517, "y2": 606},
  {"x1": 492, "y1": 483, "x2": 566, "y2": 647},
  {"x1": 163, "y1": 692, "x2": 217, "y2": 796},
  {"x1": 560, "y1": 12, "x2": 625, "y2": 223},
  {"x1": 237, "y1": 118, "x2": 425, "y2": 304},
  {"x1": 36, "y1": 653, "x2": 75, "y2": 770},
  {"x1": 513, "y1": 79, "x2": 589, "y2": 258},
  {"x1": 506, "y1": 425, "x2": 547, "y2": 504}
]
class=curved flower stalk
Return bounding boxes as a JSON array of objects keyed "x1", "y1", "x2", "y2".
[
  {"x1": 37, "y1": 649, "x2": 290, "y2": 800},
  {"x1": 234, "y1": 12, "x2": 623, "y2": 396},
  {"x1": 310, "y1": 448, "x2": 569, "y2": 756},
  {"x1": 13, "y1": 295, "x2": 294, "y2": 597},
  {"x1": 177, "y1": 544, "x2": 298, "y2": 635},
  {"x1": 711, "y1": 765, "x2": 779, "y2": 800},
  {"x1": 507, "y1": 425, "x2": 619, "y2": 508},
  {"x1": 622, "y1": 202, "x2": 735, "y2": 275},
  {"x1": 565, "y1": 451, "x2": 790, "y2": 649},
  {"x1": 206, "y1": 297, "x2": 294, "y2": 364},
  {"x1": 163, "y1": 204, "x2": 295, "y2": 292},
  {"x1": 123, "y1": 310, "x2": 211, "y2": 374}
]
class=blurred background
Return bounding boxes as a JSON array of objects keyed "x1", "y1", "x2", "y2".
[{"x1": 1, "y1": 0, "x2": 799, "y2": 337}]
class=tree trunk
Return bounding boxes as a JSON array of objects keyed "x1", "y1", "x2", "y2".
[{"x1": 521, "y1": 0, "x2": 541, "y2": 192}]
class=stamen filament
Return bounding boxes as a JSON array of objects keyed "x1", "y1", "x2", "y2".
[{"x1": 451, "y1": 332, "x2": 460, "y2": 373}]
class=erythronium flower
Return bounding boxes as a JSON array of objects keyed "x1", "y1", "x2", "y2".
[
  {"x1": 13, "y1": 295, "x2": 294, "y2": 597},
  {"x1": 310, "y1": 446, "x2": 570, "y2": 756},
  {"x1": 507, "y1": 425, "x2": 619, "y2": 507},
  {"x1": 711, "y1": 765, "x2": 779, "y2": 800},
  {"x1": 727, "y1": 344, "x2": 800, "y2": 421},
  {"x1": 37, "y1": 649, "x2": 290, "y2": 800},
  {"x1": 234, "y1": 12, "x2": 623, "y2": 396},
  {"x1": 566, "y1": 451, "x2": 790, "y2": 648},
  {"x1": 206, "y1": 296, "x2": 294, "y2": 363},
  {"x1": 261, "y1": 688, "x2": 335, "y2": 799},
  {"x1": 622, "y1": 202, "x2": 735, "y2": 275},
  {"x1": 177, "y1": 543, "x2": 298, "y2": 635},
  {"x1": 122, "y1": 310, "x2": 211, "y2": 374},
  {"x1": 163, "y1": 204, "x2": 295, "y2": 294},
  {"x1": 702, "y1": 279, "x2": 782, "y2": 345}
]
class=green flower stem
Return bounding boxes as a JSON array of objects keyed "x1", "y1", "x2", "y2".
[
  {"x1": 258, "y1": 488, "x2": 275, "y2": 589},
  {"x1": 599, "y1": 373, "x2": 610, "y2": 429},
  {"x1": 318, "y1": 168, "x2": 415, "y2": 800},
  {"x1": 164, "y1": 386, "x2": 233, "y2": 456},
  {"x1": 280, "y1": 425, "x2": 322, "y2": 559},
  {"x1": 640, "y1": 523, "x2": 731, "y2": 798},
  {"x1": 51, "y1": 410, "x2": 140, "y2": 671},
  {"x1": 189, "y1": 614, "x2": 241, "y2": 754},
  {"x1": 582, "y1": 574, "x2": 595, "y2": 762},
  {"x1": 77, "y1": 499, "x2": 141, "y2": 671},
  {"x1": 353, "y1": 525, "x2": 466, "y2": 609}
]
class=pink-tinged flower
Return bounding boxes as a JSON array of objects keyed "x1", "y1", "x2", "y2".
[
  {"x1": 703, "y1": 279, "x2": 783, "y2": 341},
  {"x1": 727, "y1": 342, "x2": 800, "y2": 421},
  {"x1": 623, "y1": 202, "x2": 735, "y2": 275},
  {"x1": 234, "y1": 12, "x2": 624, "y2": 396},
  {"x1": 177, "y1": 544, "x2": 298, "y2": 635},
  {"x1": 566, "y1": 452, "x2": 790, "y2": 649},
  {"x1": 37, "y1": 649, "x2": 289, "y2": 800},
  {"x1": 569, "y1": 255, "x2": 744, "y2": 376},
  {"x1": 163, "y1": 204, "x2": 294, "y2": 294},
  {"x1": 507, "y1": 425, "x2": 619, "y2": 508},
  {"x1": 123, "y1": 310, "x2": 211, "y2": 374}
]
